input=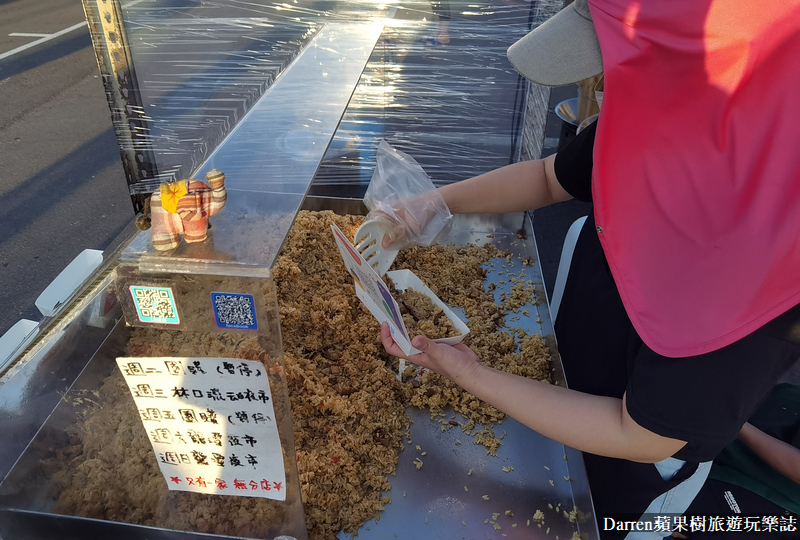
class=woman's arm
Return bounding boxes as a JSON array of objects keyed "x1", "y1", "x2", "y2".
[
  {"x1": 738, "y1": 422, "x2": 800, "y2": 484},
  {"x1": 381, "y1": 325, "x2": 687, "y2": 463},
  {"x1": 438, "y1": 154, "x2": 573, "y2": 215},
  {"x1": 378, "y1": 153, "x2": 574, "y2": 249}
]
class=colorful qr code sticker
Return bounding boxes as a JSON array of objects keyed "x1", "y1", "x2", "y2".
[
  {"x1": 130, "y1": 286, "x2": 180, "y2": 325},
  {"x1": 211, "y1": 292, "x2": 257, "y2": 330}
]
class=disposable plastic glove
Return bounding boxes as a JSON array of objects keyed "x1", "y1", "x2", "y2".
[{"x1": 364, "y1": 140, "x2": 453, "y2": 250}]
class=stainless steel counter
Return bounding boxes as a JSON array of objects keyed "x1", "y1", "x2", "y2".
[
  {"x1": 321, "y1": 204, "x2": 599, "y2": 540},
  {"x1": 0, "y1": 202, "x2": 598, "y2": 540}
]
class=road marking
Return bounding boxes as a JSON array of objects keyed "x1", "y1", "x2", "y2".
[
  {"x1": 0, "y1": 21, "x2": 87, "y2": 61},
  {"x1": 9, "y1": 33, "x2": 51, "y2": 38}
]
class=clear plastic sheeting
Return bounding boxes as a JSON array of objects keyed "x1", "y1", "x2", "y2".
[
  {"x1": 122, "y1": 14, "x2": 317, "y2": 193},
  {"x1": 315, "y1": 11, "x2": 545, "y2": 196},
  {"x1": 118, "y1": 22, "x2": 383, "y2": 268},
  {"x1": 194, "y1": 23, "x2": 385, "y2": 196},
  {"x1": 88, "y1": 0, "x2": 555, "y2": 204},
  {"x1": 86, "y1": 0, "x2": 559, "y2": 269}
]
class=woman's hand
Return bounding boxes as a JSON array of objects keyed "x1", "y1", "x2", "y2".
[
  {"x1": 366, "y1": 190, "x2": 452, "y2": 250},
  {"x1": 380, "y1": 323, "x2": 686, "y2": 463},
  {"x1": 380, "y1": 322, "x2": 482, "y2": 384},
  {"x1": 363, "y1": 141, "x2": 453, "y2": 250}
]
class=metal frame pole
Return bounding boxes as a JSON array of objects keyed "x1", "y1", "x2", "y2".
[{"x1": 81, "y1": 0, "x2": 159, "y2": 215}]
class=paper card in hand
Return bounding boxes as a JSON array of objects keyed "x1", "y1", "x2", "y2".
[{"x1": 330, "y1": 223, "x2": 468, "y2": 356}]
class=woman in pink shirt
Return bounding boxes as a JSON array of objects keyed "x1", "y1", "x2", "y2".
[{"x1": 376, "y1": 0, "x2": 800, "y2": 535}]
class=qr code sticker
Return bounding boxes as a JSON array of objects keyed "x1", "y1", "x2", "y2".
[
  {"x1": 211, "y1": 292, "x2": 257, "y2": 330},
  {"x1": 130, "y1": 286, "x2": 180, "y2": 325}
]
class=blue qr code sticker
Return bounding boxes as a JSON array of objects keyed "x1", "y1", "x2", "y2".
[
  {"x1": 130, "y1": 286, "x2": 180, "y2": 325},
  {"x1": 211, "y1": 292, "x2": 257, "y2": 330}
]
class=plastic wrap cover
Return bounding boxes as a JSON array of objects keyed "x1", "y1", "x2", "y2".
[
  {"x1": 106, "y1": 19, "x2": 383, "y2": 268},
  {"x1": 86, "y1": 0, "x2": 556, "y2": 203},
  {"x1": 314, "y1": 0, "x2": 558, "y2": 195}
]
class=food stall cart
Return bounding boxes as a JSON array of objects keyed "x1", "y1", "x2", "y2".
[{"x1": 0, "y1": 0, "x2": 600, "y2": 538}]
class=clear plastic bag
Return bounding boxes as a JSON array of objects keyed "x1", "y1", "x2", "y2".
[{"x1": 363, "y1": 140, "x2": 453, "y2": 249}]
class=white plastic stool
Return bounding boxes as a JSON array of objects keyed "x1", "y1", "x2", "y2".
[{"x1": 548, "y1": 216, "x2": 588, "y2": 323}]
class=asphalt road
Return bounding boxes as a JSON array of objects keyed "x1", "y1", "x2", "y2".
[{"x1": 0, "y1": 0, "x2": 134, "y2": 337}]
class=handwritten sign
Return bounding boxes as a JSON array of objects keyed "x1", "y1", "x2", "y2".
[{"x1": 116, "y1": 357, "x2": 286, "y2": 500}]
